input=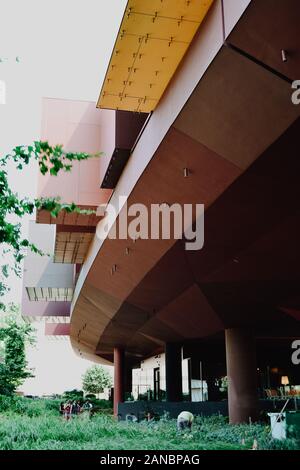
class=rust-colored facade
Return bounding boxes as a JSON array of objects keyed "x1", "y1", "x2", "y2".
[{"x1": 22, "y1": 1, "x2": 300, "y2": 423}]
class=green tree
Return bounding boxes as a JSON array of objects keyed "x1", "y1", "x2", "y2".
[
  {"x1": 0, "y1": 304, "x2": 35, "y2": 395},
  {"x1": 0, "y1": 141, "x2": 100, "y2": 310},
  {"x1": 82, "y1": 365, "x2": 112, "y2": 397}
]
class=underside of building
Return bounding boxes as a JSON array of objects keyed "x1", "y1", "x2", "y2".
[{"x1": 22, "y1": 0, "x2": 300, "y2": 423}]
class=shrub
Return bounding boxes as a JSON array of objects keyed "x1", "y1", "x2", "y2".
[
  {"x1": 87, "y1": 398, "x2": 112, "y2": 408},
  {"x1": 62, "y1": 389, "x2": 84, "y2": 401},
  {"x1": 0, "y1": 395, "x2": 61, "y2": 416}
]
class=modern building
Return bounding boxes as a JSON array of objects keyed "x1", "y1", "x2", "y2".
[{"x1": 22, "y1": 0, "x2": 300, "y2": 424}]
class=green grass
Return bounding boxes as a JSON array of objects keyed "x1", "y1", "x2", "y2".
[
  {"x1": 0, "y1": 413, "x2": 244, "y2": 450},
  {"x1": 0, "y1": 398, "x2": 299, "y2": 450}
]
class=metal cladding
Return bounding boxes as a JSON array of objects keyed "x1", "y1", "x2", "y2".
[
  {"x1": 71, "y1": 0, "x2": 300, "y2": 364},
  {"x1": 97, "y1": 0, "x2": 215, "y2": 112}
]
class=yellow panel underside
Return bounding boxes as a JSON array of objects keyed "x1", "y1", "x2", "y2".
[{"x1": 97, "y1": 0, "x2": 214, "y2": 113}]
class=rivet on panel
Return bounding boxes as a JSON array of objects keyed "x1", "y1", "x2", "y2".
[
  {"x1": 152, "y1": 12, "x2": 158, "y2": 23},
  {"x1": 178, "y1": 16, "x2": 184, "y2": 27}
]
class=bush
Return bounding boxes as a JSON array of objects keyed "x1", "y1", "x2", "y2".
[
  {"x1": 87, "y1": 398, "x2": 112, "y2": 408},
  {"x1": 62, "y1": 389, "x2": 84, "y2": 401},
  {"x1": 44, "y1": 399, "x2": 62, "y2": 413},
  {"x1": 0, "y1": 395, "x2": 15, "y2": 412},
  {"x1": 0, "y1": 395, "x2": 61, "y2": 416}
]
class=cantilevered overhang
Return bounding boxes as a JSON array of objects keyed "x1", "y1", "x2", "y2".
[
  {"x1": 100, "y1": 110, "x2": 148, "y2": 189},
  {"x1": 54, "y1": 225, "x2": 95, "y2": 264},
  {"x1": 26, "y1": 287, "x2": 74, "y2": 302},
  {"x1": 71, "y1": 0, "x2": 300, "y2": 364},
  {"x1": 23, "y1": 222, "x2": 74, "y2": 302},
  {"x1": 36, "y1": 207, "x2": 101, "y2": 227},
  {"x1": 97, "y1": 0, "x2": 215, "y2": 112}
]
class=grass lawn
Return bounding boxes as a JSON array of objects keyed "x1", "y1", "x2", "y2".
[
  {"x1": 0, "y1": 413, "x2": 243, "y2": 450},
  {"x1": 0, "y1": 399, "x2": 299, "y2": 450},
  {"x1": 0, "y1": 413, "x2": 298, "y2": 451}
]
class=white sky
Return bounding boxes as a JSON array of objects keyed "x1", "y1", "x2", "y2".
[{"x1": 0, "y1": 0, "x2": 127, "y2": 394}]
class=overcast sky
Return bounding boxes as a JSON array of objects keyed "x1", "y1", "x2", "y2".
[{"x1": 0, "y1": 0, "x2": 127, "y2": 394}]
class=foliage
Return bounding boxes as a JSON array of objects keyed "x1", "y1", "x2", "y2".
[
  {"x1": 82, "y1": 365, "x2": 112, "y2": 396},
  {"x1": 0, "y1": 304, "x2": 35, "y2": 395},
  {"x1": 1, "y1": 141, "x2": 100, "y2": 175},
  {"x1": 62, "y1": 389, "x2": 84, "y2": 401},
  {"x1": 86, "y1": 398, "x2": 112, "y2": 408},
  {"x1": 0, "y1": 395, "x2": 61, "y2": 417},
  {"x1": 0, "y1": 141, "x2": 100, "y2": 310},
  {"x1": 0, "y1": 403, "x2": 299, "y2": 450}
]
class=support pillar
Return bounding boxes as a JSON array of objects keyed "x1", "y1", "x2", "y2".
[
  {"x1": 225, "y1": 328, "x2": 258, "y2": 424},
  {"x1": 113, "y1": 347, "x2": 125, "y2": 417},
  {"x1": 125, "y1": 362, "x2": 133, "y2": 400},
  {"x1": 165, "y1": 343, "x2": 182, "y2": 402}
]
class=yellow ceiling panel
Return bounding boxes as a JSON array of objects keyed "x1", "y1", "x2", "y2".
[
  {"x1": 129, "y1": 0, "x2": 214, "y2": 22},
  {"x1": 97, "y1": 0, "x2": 215, "y2": 112},
  {"x1": 121, "y1": 12, "x2": 200, "y2": 43}
]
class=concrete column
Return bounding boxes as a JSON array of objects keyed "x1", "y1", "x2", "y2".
[
  {"x1": 225, "y1": 328, "x2": 258, "y2": 424},
  {"x1": 125, "y1": 363, "x2": 133, "y2": 399},
  {"x1": 113, "y1": 347, "x2": 125, "y2": 416},
  {"x1": 165, "y1": 343, "x2": 182, "y2": 402}
]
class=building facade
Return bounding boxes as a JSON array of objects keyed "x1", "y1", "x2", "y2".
[{"x1": 22, "y1": 0, "x2": 300, "y2": 424}]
